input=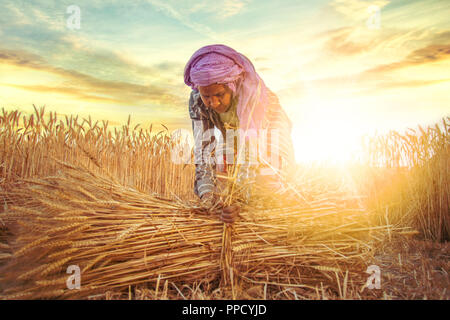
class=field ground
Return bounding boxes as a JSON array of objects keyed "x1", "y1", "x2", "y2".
[
  {"x1": 369, "y1": 237, "x2": 449, "y2": 300},
  {"x1": 95, "y1": 236, "x2": 449, "y2": 300}
]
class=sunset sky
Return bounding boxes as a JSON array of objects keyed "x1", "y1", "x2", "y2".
[{"x1": 1, "y1": 0, "x2": 449, "y2": 163}]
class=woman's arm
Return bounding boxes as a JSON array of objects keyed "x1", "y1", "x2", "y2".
[{"x1": 189, "y1": 91, "x2": 218, "y2": 199}]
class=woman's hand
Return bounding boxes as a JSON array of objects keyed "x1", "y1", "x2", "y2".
[
  {"x1": 200, "y1": 192, "x2": 241, "y2": 223},
  {"x1": 220, "y1": 204, "x2": 241, "y2": 224}
]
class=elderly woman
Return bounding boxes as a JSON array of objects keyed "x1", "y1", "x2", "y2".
[{"x1": 184, "y1": 44, "x2": 295, "y2": 223}]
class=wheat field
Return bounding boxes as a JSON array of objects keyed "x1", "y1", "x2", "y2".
[{"x1": 0, "y1": 107, "x2": 448, "y2": 299}]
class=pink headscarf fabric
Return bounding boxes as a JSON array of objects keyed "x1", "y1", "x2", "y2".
[{"x1": 184, "y1": 44, "x2": 269, "y2": 134}]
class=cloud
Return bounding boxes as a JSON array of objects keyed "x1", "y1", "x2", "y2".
[
  {"x1": 319, "y1": 42, "x2": 450, "y2": 83},
  {"x1": 320, "y1": 27, "x2": 379, "y2": 56},
  {"x1": 219, "y1": 0, "x2": 248, "y2": 19},
  {"x1": 0, "y1": 49, "x2": 188, "y2": 108},
  {"x1": 377, "y1": 79, "x2": 450, "y2": 89},
  {"x1": 31, "y1": 7, "x2": 65, "y2": 31},
  {"x1": 165, "y1": 0, "x2": 248, "y2": 18},
  {"x1": 316, "y1": 25, "x2": 436, "y2": 59},
  {"x1": 0, "y1": 1, "x2": 191, "y2": 112},
  {"x1": 3, "y1": 2, "x2": 32, "y2": 25},
  {"x1": 145, "y1": 0, "x2": 249, "y2": 40},
  {"x1": 300, "y1": 23, "x2": 448, "y2": 86},
  {"x1": 3, "y1": 84, "x2": 124, "y2": 104},
  {"x1": 280, "y1": 43, "x2": 450, "y2": 97},
  {"x1": 316, "y1": 1, "x2": 449, "y2": 60},
  {"x1": 431, "y1": 30, "x2": 450, "y2": 44},
  {"x1": 2, "y1": 2, "x2": 66, "y2": 31},
  {"x1": 362, "y1": 44, "x2": 450, "y2": 75},
  {"x1": 329, "y1": 0, "x2": 390, "y2": 22},
  {"x1": 146, "y1": 0, "x2": 221, "y2": 40},
  {"x1": 60, "y1": 35, "x2": 185, "y2": 83}
]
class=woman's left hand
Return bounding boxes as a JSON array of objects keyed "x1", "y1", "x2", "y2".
[
  {"x1": 212, "y1": 198, "x2": 240, "y2": 223},
  {"x1": 220, "y1": 204, "x2": 241, "y2": 224}
]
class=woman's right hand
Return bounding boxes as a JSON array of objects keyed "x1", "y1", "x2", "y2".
[{"x1": 200, "y1": 192, "x2": 240, "y2": 223}]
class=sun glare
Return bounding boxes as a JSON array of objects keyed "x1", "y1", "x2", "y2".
[{"x1": 290, "y1": 102, "x2": 366, "y2": 165}]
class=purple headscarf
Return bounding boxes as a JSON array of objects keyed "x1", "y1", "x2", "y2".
[{"x1": 184, "y1": 44, "x2": 269, "y2": 134}]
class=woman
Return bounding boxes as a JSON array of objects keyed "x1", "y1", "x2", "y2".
[{"x1": 184, "y1": 44, "x2": 295, "y2": 223}]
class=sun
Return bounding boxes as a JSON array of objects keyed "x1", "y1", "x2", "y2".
[{"x1": 290, "y1": 105, "x2": 366, "y2": 165}]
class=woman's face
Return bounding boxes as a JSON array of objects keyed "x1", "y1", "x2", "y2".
[{"x1": 198, "y1": 84, "x2": 233, "y2": 114}]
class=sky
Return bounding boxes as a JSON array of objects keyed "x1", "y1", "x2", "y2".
[{"x1": 0, "y1": 0, "x2": 449, "y2": 163}]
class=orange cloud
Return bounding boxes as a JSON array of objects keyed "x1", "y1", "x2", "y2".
[
  {"x1": 318, "y1": 27, "x2": 379, "y2": 56},
  {"x1": 3, "y1": 84, "x2": 124, "y2": 104},
  {"x1": 363, "y1": 44, "x2": 450, "y2": 75},
  {"x1": 295, "y1": 42, "x2": 450, "y2": 93},
  {"x1": 0, "y1": 49, "x2": 187, "y2": 109}
]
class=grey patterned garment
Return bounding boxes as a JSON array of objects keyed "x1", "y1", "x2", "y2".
[{"x1": 188, "y1": 90, "x2": 295, "y2": 201}]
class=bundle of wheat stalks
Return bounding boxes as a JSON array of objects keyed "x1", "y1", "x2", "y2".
[{"x1": 0, "y1": 160, "x2": 395, "y2": 299}]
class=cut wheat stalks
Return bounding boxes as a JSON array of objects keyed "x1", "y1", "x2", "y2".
[
  {"x1": 2, "y1": 107, "x2": 446, "y2": 245},
  {"x1": 0, "y1": 161, "x2": 396, "y2": 300}
]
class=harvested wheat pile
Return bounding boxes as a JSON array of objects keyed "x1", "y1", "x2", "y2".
[{"x1": 0, "y1": 161, "x2": 396, "y2": 299}]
